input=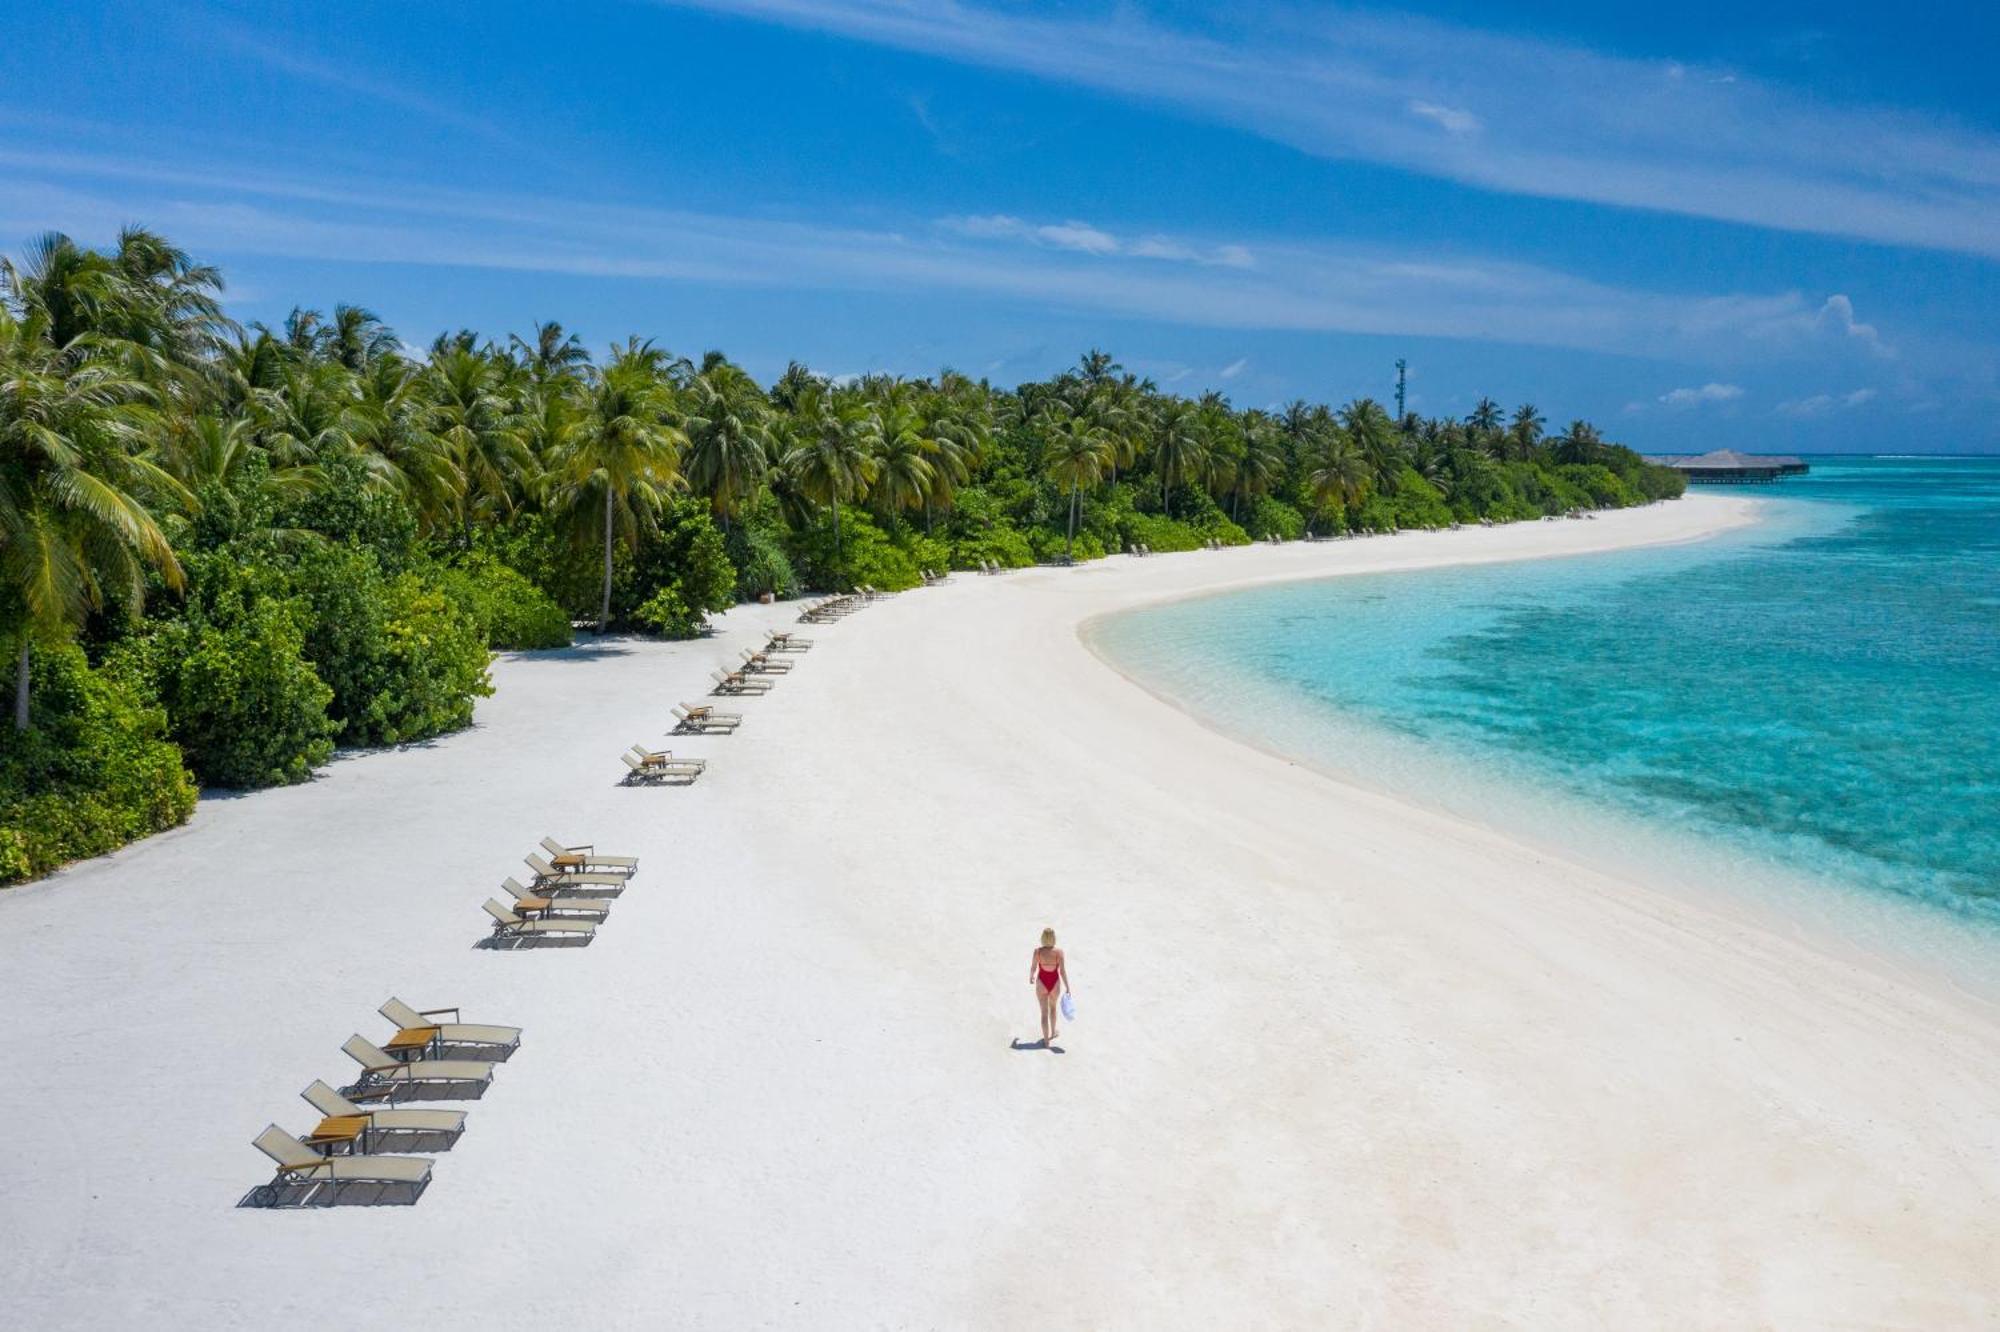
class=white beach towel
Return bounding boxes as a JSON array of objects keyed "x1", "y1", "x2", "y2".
[{"x1": 1060, "y1": 992, "x2": 1076, "y2": 1022}]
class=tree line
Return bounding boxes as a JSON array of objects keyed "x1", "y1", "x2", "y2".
[{"x1": 1, "y1": 227, "x2": 1684, "y2": 882}]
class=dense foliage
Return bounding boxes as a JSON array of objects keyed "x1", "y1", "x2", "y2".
[
  {"x1": 0, "y1": 644, "x2": 197, "y2": 882},
  {"x1": 0, "y1": 227, "x2": 1684, "y2": 883}
]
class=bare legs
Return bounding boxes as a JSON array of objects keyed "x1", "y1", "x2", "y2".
[{"x1": 1037, "y1": 981, "x2": 1058, "y2": 1045}]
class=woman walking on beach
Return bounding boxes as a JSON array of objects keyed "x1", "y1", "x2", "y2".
[{"x1": 1031, "y1": 928, "x2": 1069, "y2": 1045}]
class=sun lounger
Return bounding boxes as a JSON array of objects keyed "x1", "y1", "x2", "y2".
[
  {"x1": 710, "y1": 668, "x2": 772, "y2": 695},
  {"x1": 672, "y1": 703, "x2": 741, "y2": 733},
  {"x1": 767, "y1": 632, "x2": 811, "y2": 651},
  {"x1": 502, "y1": 876, "x2": 610, "y2": 919},
  {"x1": 482, "y1": 898, "x2": 597, "y2": 944},
  {"x1": 628, "y1": 744, "x2": 705, "y2": 772},
  {"x1": 739, "y1": 648, "x2": 793, "y2": 674},
  {"x1": 342, "y1": 1035, "x2": 497, "y2": 1099},
  {"x1": 254, "y1": 1125, "x2": 433, "y2": 1193},
  {"x1": 302, "y1": 1079, "x2": 467, "y2": 1138},
  {"x1": 377, "y1": 998, "x2": 522, "y2": 1055},
  {"x1": 621, "y1": 751, "x2": 702, "y2": 785},
  {"x1": 538, "y1": 836, "x2": 637, "y2": 873},
  {"x1": 523, "y1": 852, "x2": 627, "y2": 890}
]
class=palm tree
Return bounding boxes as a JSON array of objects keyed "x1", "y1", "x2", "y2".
[
  {"x1": 1233, "y1": 417, "x2": 1285, "y2": 520},
  {"x1": 871, "y1": 402, "x2": 938, "y2": 522},
  {"x1": 1306, "y1": 432, "x2": 1369, "y2": 534},
  {"x1": 1041, "y1": 412, "x2": 1110, "y2": 560},
  {"x1": 1151, "y1": 399, "x2": 1209, "y2": 516},
  {"x1": 1077, "y1": 348, "x2": 1120, "y2": 386},
  {"x1": 1339, "y1": 397, "x2": 1401, "y2": 489},
  {"x1": 682, "y1": 367, "x2": 771, "y2": 531},
  {"x1": 508, "y1": 321, "x2": 591, "y2": 383},
  {"x1": 782, "y1": 396, "x2": 879, "y2": 584},
  {"x1": 421, "y1": 346, "x2": 528, "y2": 534},
  {"x1": 1508, "y1": 403, "x2": 1546, "y2": 462},
  {"x1": 1081, "y1": 387, "x2": 1138, "y2": 487},
  {"x1": 557, "y1": 346, "x2": 686, "y2": 632},
  {"x1": 1554, "y1": 419, "x2": 1604, "y2": 466},
  {"x1": 0, "y1": 313, "x2": 184, "y2": 729},
  {"x1": 1467, "y1": 396, "x2": 1502, "y2": 440},
  {"x1": 325, "y1": 305, "x2": 398, "y2": 372}
]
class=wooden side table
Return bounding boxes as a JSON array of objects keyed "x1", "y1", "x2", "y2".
[
  {"x1": 382, "y1": 1026, "x2": 441, "y2": 1059},
  {"x1": 306, "y1": 1115, "x2": 371, "y2": 1155}
]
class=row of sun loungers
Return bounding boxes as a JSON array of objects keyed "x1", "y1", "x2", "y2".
[
  {"x1": 626, "y1": 633, "x2": 808, "y2": 782},
  {"x1": 975, "y1": 560, "x2": 1015, "y2": 575},
  {"x1": 483, "y1": 838, "x2": 642, "y2": 945},
  {"x1": 921, "y1": 568, "x2": 950, "y2": 585},
  {"x1": 1126, "y1": 543, "x2": 1153, "y2": 557},
  {"x1": 799, "y1": 594, "x2": 867, "y2": 622},
  {"x1": 251, "y1": 997, "x2": 522, "y2": 1206}
]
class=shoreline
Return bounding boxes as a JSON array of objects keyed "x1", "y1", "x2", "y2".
[
  {"x1": 2, "y1": 493, "x2": 1997, "y2": 1327},
  {"x1": 1080, "y1": 509, "x2": 2000, "y2": 1021}
]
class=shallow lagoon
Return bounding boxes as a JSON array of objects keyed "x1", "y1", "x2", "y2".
[{"x1": 1093, "y1": 458, "x2": 2000, "y2": 997}]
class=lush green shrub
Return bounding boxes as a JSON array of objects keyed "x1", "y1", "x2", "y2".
[
  {"x1": 1385, "y1": 469, "x2": 1454, "y2": 529},
  {"x1": 616, "y1": 499, "x2": 738, "y2": 635},
  {"x1": 272, "y1": 451, "x2": 420, "y2": 571},
  {"x1": 1558, "y1": 464, "x2": 1639, "y2": 509},
  {"x1": 1028, "y1": 527, "x2": 1109, "y2": 562},
  {"x1": 727, "y1": 525, "x2": 798, "y2": 601},
  {"x1": 1241, "y1": 496, "x2": 1305, "y2": 541},
  {"x1": 789, "y1": 507, "x2": 925, "y2": 590},
  {"x1": 367, "y1": 573, "x2": 493, "y2": 741},
  {"x1": 114, "y1": 596, "x2": 335, "y2": 789},
  {"x1": 1121, "y1": 512, "x2": 1207, "y2": 553},
  {"x1": 434, "y1": 556, "x2": 572, "y2": 650},
  {"x1": 0, "y1": 642, "x2": 198, "y2": 885},
  {"x1": 289, "y1": 545, "x2": 493, "y2": 745},
  {"x1": 943, "y1": 489, "x2": 1036, "y2": 569}
]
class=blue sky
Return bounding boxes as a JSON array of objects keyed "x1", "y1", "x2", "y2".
[{"x1": 5, "y1": 1, "x2": 1997, "y2": 452}]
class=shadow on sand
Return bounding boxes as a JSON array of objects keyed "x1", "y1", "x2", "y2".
[
  {"x1": 1009, "y1": 1038, "x2": 1066, "y2": 1054},
  {"x1": 475, "y1": 933, "x2": 593, "y2": 951},
  {"x1": 342, "y1": 1078, "x2": 491, "y2": 1105},
  {"x1": 238, "y1": 1176, "x2": 430, "y2": 1209}
]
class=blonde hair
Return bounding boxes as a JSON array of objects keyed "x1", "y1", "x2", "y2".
[{"x1": 1040, "y1": 928, "x2": 1057, "y2": 947}]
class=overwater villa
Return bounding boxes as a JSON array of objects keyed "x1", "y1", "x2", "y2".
[{"x1": 1641, "y1": 450, "x2": 1811, "y2": 483}]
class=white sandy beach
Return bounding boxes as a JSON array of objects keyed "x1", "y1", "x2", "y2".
[{"x1": 3, "y1": 492, "x2": 1998, "y2": 1329}]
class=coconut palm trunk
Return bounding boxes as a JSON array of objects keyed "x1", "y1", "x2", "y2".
[
  {"x1": 598, "y1": 485, "x2": 615, "y2": 633},
  {"x1": 1066, "y1": 481, "x2": 1079, "y2": 559},
  {"x1": 13, "y1": 640, "x2": 28, "y2": 733}
]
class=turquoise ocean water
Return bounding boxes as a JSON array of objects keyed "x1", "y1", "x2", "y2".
[{"x1": 1090, "y1": 458, "x2": 2000, "y2": 993}]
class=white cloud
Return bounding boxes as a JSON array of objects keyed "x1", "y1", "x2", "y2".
[
  {"x1": 0, "y1": 146, "x2": 1931, "y2": 367},
  {"x1": 1035, "y1": 219, "x2": 1119, "y2": 254},
  {"x1": 1815, "y1": 294, "x2": 1895, "y2": 358},
  {"x1": 1775, "y1": 387, "x2": 1878, "y2": 417},
  {"x1": 1219, "y1": 357, "x2": 1248, "y2": 379},
  {"x1": 1657, "y1": 382, "x2": 1745, "y2": 409},
  {"x1": 669, "y1": 0, "x2": 2000, "y2": 259},
  {"x1": 945, "y1": 213, "x2": 1252, "y2": 267},
  {"x1": 1408, "y1": 100, "x2": 1481, "y2": 136}
]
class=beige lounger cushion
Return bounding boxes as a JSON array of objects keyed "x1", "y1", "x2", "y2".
[
  {"x1": 539, "y1": 837, "x2": 639, "y2": 869},
  {"x1": 523, "y1": 853, "x2": 628, "y2": 887},
  {"x1": 303, "y1": 1080, "x2": 467, "y2": 1132},
  {"x1": 379, "y1": 998, "x2": 522, "y2": 1048},
  {"x1": 342, "y1": 1035, "x2": 496, "y2": 1083},
  {"x1": 254, "y1": 1126, "x2": 432, "y2": 1183},
  {"x1": 483, "y1": 899, "x2": 596, "y2": 935}
]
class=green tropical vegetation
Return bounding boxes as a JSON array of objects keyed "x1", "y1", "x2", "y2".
[{"x1": 0, "y1": 228, "x2": 1685, "y2": 884}]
